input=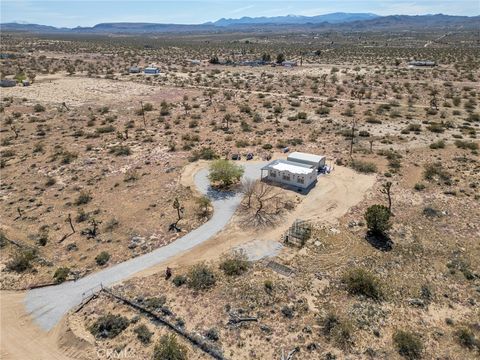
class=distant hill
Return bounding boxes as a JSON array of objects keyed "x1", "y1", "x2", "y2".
[
  {"x1": 341, "y1": 14, "x2": 480, "y2": 30},
  {"x1": 211, "y1": 12, "x2": 380, "y2": 26},
  {"x1": 1, "y1": 14, "x2": 479, "y2": 34}
]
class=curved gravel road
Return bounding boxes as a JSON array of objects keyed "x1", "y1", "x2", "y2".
[{"x1": 25, "y1": 162, "x2": 265, "y2": 331}]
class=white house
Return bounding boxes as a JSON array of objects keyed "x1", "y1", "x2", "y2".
[
  {"x1": 287, "y1": 152, "x2": 326, "y2": 169},
  {"x1": 261, "y1": 160, "x2": 317, "y2": 190}
]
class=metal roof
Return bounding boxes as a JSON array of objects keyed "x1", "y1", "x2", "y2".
[
  {"x1": 262, "y1": 160, "x2": 315, "y2": 175},
  {"x1": 287, "y1": 152, "x2": 325, "y2": 164}
]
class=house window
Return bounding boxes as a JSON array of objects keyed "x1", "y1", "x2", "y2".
[
  {"x1": 297, "y1": 177, "x2": 304, "y2": 184},
  {"x1": 269, "y1": 170, "x2": 276, "y2": 178},
  {"x1": 282, "y1": 173, "x2": 290, "y2": 181}
]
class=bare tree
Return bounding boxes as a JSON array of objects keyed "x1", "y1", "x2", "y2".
[{"x1": 240, "y1": 181, "x2": 284, "y2": 227}]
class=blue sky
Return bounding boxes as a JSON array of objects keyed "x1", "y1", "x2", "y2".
[{"x1": 1, "y1": 1, "x2": 479, "y2": 27}]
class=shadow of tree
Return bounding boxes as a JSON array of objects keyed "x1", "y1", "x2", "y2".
[
  {"x1": 365, "y1": 232, "x2": 393, "y2": 251},
  {"x1": 206, "y1": 186, "x2": 237, "y2": 200}
]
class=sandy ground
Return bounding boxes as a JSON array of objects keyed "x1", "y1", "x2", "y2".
[
  {"x1": 0, "y1": 163, "x2": 375, "y2": 360},
  {"x1": 0, "y1": 292, "x2": 71, "y2": 360},
  {"x1": 0, "y1": 74, "x2": 198, "y2": 107}
]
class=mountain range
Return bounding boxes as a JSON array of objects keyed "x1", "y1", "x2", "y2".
[{"x1": 1, "y1": 13, "x2": 479, "y2": 34}]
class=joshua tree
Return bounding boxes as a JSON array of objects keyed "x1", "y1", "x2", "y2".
[{"x1": 380, "y1": 181, "x2": 393, "y2": 214}]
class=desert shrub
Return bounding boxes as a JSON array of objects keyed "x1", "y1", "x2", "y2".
[
  {"x1": 205, "y1": 328, "x2": 220, "y2": 341},
  {"x1": 36, "y1": 229, "x2": 49, "y2": 246},
  {"x1": 236, "y1": 139, "x2": 249, "y2": 147},
  {"x1": 96, "y1": 125, "x2": 115, "y2": 134},
  {"x1": 350, "y1": 160, "x2": 377, "y2": 174},
  {"x1": 366, "y1": 117, "x2": 381, "y2": 124},
  {"x1": 343, "y1": 268, "x2": 383, "y2": 300},
  {"x1": 109, "y1": 145, "x2": 131, "y2": 156},
  {"x1": 427, "y1": 123, "x2": 444, "y2": 133},
  {"x1": 316, "y1": 107, "x2": 330, "y2": 115},
  {"x1": 172, "y1": 274, "x2": 187, "y2": 287},
  {"x1": 0, "y1": 231, "x2": 7, "y2": 248},
  {"x1": 6, "y1": 249, "x2": 36, "y2": 272},
  {"x1": 45, "y1": 177, "x2": 56, "y2": 187},
  {"x1": 423, "y1": 163, "x2": 450, "y2": 182},
  {"x1": 61, "y1": 151, "x2": 77, "y2": 164},
  {"x1": 219, "y1": 250, "x2": 249, "y2": 276},
  {"x1": 264, "y1": 279, "x2": 274, "y2": 293},
  {"x1": 423, "y1": 206, "x2": 441, "y2": 217},
  {"x1": 53, "y1": 267, "x2": 70, "y2": 283},
  {"x1": 455, "y1": 327, "x2": 479, "y2": 349},
  {"x1": 95, "y1": 251, "x2": 110, "y2": 266},
  {"x1": 429, "y1": 140, "x2": 445, "y2": 149},
  {"x1": 134, "y1": 324, "x2": 153, "y2": 344},
  {"x1": 75, "y1": 191, "x2": 91, "y2": 205},
  {"x1": 454, "y1": 140, "x2": 478, "y2": 150},
  {"x1": 187, "y1": 263, "x2": 216, "y2": 291},
  {"x1": 208, "y1": 159, "x2": 244, "y2": 189},
  {"x1": 414, "y1": 183, "x2": 426, "y2": 191},
  {"x1": 281, "y1": 305, "x2": 294, "y2": 318},
  {"x1": 89, "y1": 314, "x2": 129, "y2": 339},
  {"x1": 365, "y1": 204, "x2": 391, "y2": 235},
  {"x1": 144, "y1": 296, "x2": 167, "y2": 311},
  {"x1": 393, "y1": 330, "x2": 423, "y2": 359},
  {"x1": 104, "y1": 218, "x2": 119, "y2": 231},
  {"x1": 34, "y1": 104, "x2": 45, "y2": 112},
  {"x1": 153, "y1": 334, "x2": 188, "y2": 360},
  {"x1": 188, "y1": 147, "x2": 217, "y2": 162},
  {"x1": 76, "y1": 209, "x2": 89, "y2": 222},
  {"x1": 262, "y1": 143, "x2": 273, "y2": 150},
  {"x1": 321, "y1": 313, "x2": 353, "y2": 349}
]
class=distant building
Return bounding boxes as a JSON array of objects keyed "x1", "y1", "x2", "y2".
[
  {"x1": 408, "y1": 60, "x2": 436, "y2": 67},
  {"x1": 144, "y1": 66, "x2": 160, "y2": 74},
  {"x1": 22, "y1": 80, "x2": 30, "y2": 86},
  {"x1": 282, "y1": 61, "x2": 298, "y2": 67},
  {"x1": 261, "y1": 159, "x2": 317, "y2": 190},
  {"x1": 189, "y1": 59, "x2": 201, "y2": 65},
  {"x1": 129, "y1": 66, "x2": 141, "y2": 73},
  {"x1": 287, "y1": 152, "x2": 326, "y2": 169},
  {"x1": 240, "y1": 60, "x2": 266, "y2": 67},
  {"x1": 0, "y1": 79, "x2": 16, "y2": 87}
]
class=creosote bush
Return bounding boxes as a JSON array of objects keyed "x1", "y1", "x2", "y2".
[
  {"x1": 321, "y1": 312, "x2": 354, "y2": 349},
  {"x1": 455, "y1": 327, "x2": 479, "y2": 350},
  {"x1": 393, "y1": 330, "x2": 423, "y2": 359},
  {"x1": 172, "y1": 274, "x2": 187, "y2": 287},
  {"x1": 7, "y1": 249, "x2": 36, "y2": 272},
  {"x1": 134, "y1": 324, "x2": 153, "y2": 344},
  {"x1": 219, "y1": 250, "x2": 249, "y2": 276},
  {"x1": 95, "y1": 251, "x2": 110, "y2": 266},
  {"x1": 53, "y1": 267, "x2": 70, "y2": 283},
  {"x1": 343, "y1": 268, "x2": 383, "y2": 300},
  {"x1": 187, "y1": 263, "x2": 216, "y2": 291},
  {"x1": 153, "y1": 334, "x2": 188, "y2": 360},
  {"x1": 75, "y1": 191, "x2": 91, "y2": 206},
  {"x1": 89, "y1": 314, "x2": 129, "y2": 339},
  {"x1": 350, "y1": 159, "x2": 377, "y2": 174}
]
